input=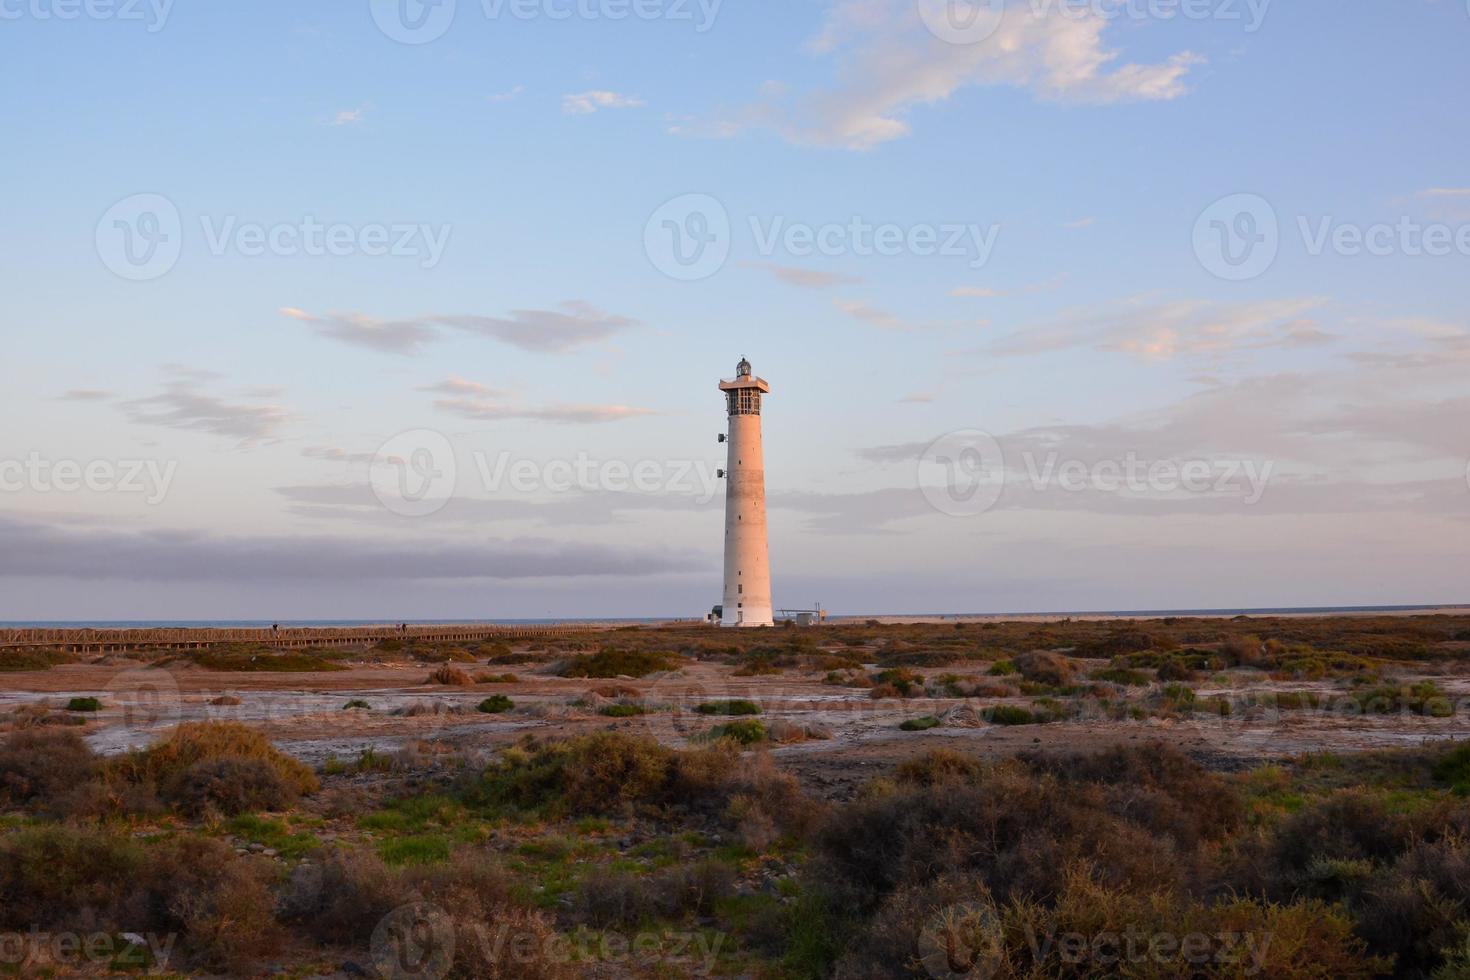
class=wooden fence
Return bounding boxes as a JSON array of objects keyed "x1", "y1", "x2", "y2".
[{"x1": 0, "y1": 622, "x2": 697, "y2": 655}]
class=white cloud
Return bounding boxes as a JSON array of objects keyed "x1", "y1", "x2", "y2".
[
  {"x1": 985, "y1": 297, "x2": 1333, "y2": 360},
  {"x1": 486, "y1": 85, "x2": 525, "y2": 104},
  {"x1": 329, "y1": 105, "x2": 368, "y2": 126},
  {"x1": 282, "y1": 302, "x2": 637, "y2": 355},
  {"x1": 282, "y1": 308, "x2": 437, "y2": 356},
  {"x1": 562, "y1": 90, "x2": 645, "y2": 115},
  {"x1": 742, "y1": 262, "x2": 863, "y2": 289},
  {"x1": 711, "y1": 0, "x2": 1201, "y2": 149},
  {"x1": 422, "y1": 377, "x2": 654, "y2": 425},
  {"x1": 1416, "y1": 188, "x2": 1470, "y2": 221}
]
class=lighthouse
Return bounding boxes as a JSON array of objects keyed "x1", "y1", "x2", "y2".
[{"x1": 718, "y1": 358, "x2": 774, "y2": 627}]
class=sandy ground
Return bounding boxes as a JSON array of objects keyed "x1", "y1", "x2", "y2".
[{"x1": 8, "y1": 657, "x2": 1470, "y2": 796}]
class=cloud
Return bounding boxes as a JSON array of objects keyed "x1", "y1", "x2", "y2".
[
  {"x1": 711, "y1": 0, "x2": 1201, "y2": 149},
  {"x1": 486, "y1": 85, "x2": 525, "y2": 103},
  {"x1": 430, "y1": 391, "x2": 656, "y2": 425},
  {"x1": 329, "y1": 105, "x2": 368, "y2": 126},
  {"x1": 834, "y1": 299, "x2": 907, "y2": 330},
  {"x1": 1064, "y1": 217, "x2": 1096, "y2": 229},
  {"x1": 58, "y1": 389, "x2": 115, "y2": 402},
  {"x1": 435, "y1": 301, "x2": 637, "y2": 353},
  {"x1": 949, "y1": 274, "x2": 1066, "y2": 300},
  {"x1": 120, "y1": 374, "x2": 291, "y2": 446},
  {"x1": 0, "y1": 513, "x2": 698, "y2": 582},
  {"x1": 282, "y1": 308, "x2": 438, "y2": 356},
  {"x1": 1416, "y1": 188, "x2": 1470, "y2": 221},
  {"x1": 835, "y1": 298, "x2": 987, "y2": 332},
  {"x1": 562, "y1": 91, "x2": 645, "y2": 115},
  {"x1": 984, "y1": 297, "x2": 1333, "y2": 360},
  {"x1": 301, "y1": 446, "x2": 377, "y2": 465},
  {"x1": 740, "y1": 262, "x2": 863, "y2": 289},
  {"x1": 282, "y1": 302, "x2": 636, "y2": 355}
]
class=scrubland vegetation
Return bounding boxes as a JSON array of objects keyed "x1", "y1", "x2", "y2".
[
  {"x1": 3, "y1": 614, "x2": 1470, "y2": 975},
  {"x1": 2, "y1": 714, "x2": 1470, "y2": 976}
]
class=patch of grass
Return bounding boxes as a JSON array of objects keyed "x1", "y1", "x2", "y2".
[
  {"x1": 703, "y1": 720, "x2": 767, "y2": 745},
  {"x1": 474, "y1": 672, "x2": 519, "y2": 684},
  {"x1": 983, "y1": 704, "x2": 1040, "y2": 726},
  {"x1": 598, "y1": 703, "x2": 648, "y2": 717},
  {"x1": 378, "y1": 834, "x2": 451, "y2": 866},
  {"x1": 0, "y1": 649, "x2": 76, "y2": 672},
  {"x1": 695, "y1": 699, "x2": 762, "y2": 716},
  {"x1": 477, "y1": 695, "x2": 514, "y2": 714},
  {"x1": 1091, "y1": 667, "x2": 1150, "y2": 686},
  {"x1": 899, "y1": 716, "x2": 940, "y2": 732},
  {"x1": 987, "y1": 659, "x2": 1018, "y2": 676},
  {"x1": 224, "y1": 814, "x2": 321, "y2": 860},
  {"x1": 561, "y1": 649, "x2": 677, "y2": 679},
  {"x1": 64, "y1": 697, "x2": 103, "y2": 712},
  {"x1": 192, "y1": 651, "x2": 346, "y2": 672},
  {"x1": 1432, "y1": 743, "x2": 1470, "y2": 795}
]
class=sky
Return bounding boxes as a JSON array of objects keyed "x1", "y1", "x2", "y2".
[{"x1": 2, "y1": 0, "x2": 1468, "y2": 619}]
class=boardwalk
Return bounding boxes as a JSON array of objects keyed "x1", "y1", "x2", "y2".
[{"x1": 0, "y1": 622, "x2": 691, "y2": 655}]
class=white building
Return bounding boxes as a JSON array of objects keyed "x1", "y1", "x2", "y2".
[{"x1": 717, "y1": 358, "x2": 774, "y2": 627}]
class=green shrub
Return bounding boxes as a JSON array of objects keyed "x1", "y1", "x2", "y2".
[
  {"x1": 984, "y1": 705, "x2": 1038, "y2": 726},
  {"x1": 560, "y1": 649, "x2": 677, "y2": 678},
  {"x1": 695, "y1": 699, "x2": 762, "y2": 716},
  {"x1": 988, "y1": 660, "x2": 1018, "y2": 676},
  {"x1": 478, "y1": 695, "x2": 514, "y2": 714},
  {"x1": 705, "y1": 720, "x2": 767, "y2": 745},
  {"x1": 1090, "y1": 668, "x2": 1149, "y2": 686},
  {"x1": 65, "y1": 696, "x2": 103, "y2": 712},
  {"x1": 598, "y1": 703, "x2": 647, "y2": 717},
  {"x1": 342, "y1": 699, "x2": 371, "y2": 710},
  {"x1": 899, "y1": 716, "x2": 940, "y2": 732}
]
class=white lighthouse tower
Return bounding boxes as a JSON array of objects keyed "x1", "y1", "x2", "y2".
[{"x1": 718, "y1": 357, "x2": 774, "y2": 627}]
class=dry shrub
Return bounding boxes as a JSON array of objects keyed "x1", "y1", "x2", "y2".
[
  {"x1": 1012, "y1": 650, "x2": 1077, "y2": 687},
  {"x1": 814, "y1": 745, "x2": 1236, "y2": 918},
  {"x1": 0, "y1": 826, "x2": 275, "y2": 973},
  {"x1": 428, "y1": 665, "x2": 475, "y2": 686},
  {"x1": 283, "y1": 848, "x2": 569, "y2": 979},
  {"x1": 0, "y1": 729, "x2": 97, "y2": 807},
  {"x1": 109, "y1": 721, "x2": 318, "y2": 815},
  {"x1": 576, "y1": 858, "x2": 736, "y2": 928},
  {"x1": 893, "y1": 749, "x2": 982, "y2": 787}
]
